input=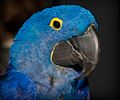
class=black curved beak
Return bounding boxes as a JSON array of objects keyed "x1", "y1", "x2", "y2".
[{"x1": 51, "y1": 24, "x2": 100, "y2": 80}]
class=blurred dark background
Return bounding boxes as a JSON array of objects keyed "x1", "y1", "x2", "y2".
[{"x1": 0, "y1": 0, "x2": 119, "y2": 100}]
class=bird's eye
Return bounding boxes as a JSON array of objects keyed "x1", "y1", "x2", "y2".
[{"x1": 50, "y1": 18, "x2": 63, "y2": 31}]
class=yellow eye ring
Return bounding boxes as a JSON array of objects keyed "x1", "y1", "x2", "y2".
[{"x1": 49, "y1": 18, "x2": 63, "y2": 31}]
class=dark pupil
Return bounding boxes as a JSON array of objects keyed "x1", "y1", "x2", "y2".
[{"x1": 53, "y1": 21, "x2": 60, "y2": 29}]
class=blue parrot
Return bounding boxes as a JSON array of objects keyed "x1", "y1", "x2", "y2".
[{"x1": 0, "y1": 5, "x2": 100, "y2": 100}]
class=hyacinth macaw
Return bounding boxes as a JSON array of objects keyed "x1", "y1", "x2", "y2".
[{"x1": 0, "y1": 5, "x2": 100, "y2": 100}]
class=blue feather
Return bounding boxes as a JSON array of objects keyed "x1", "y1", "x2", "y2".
[{"x1": 0, "y1": 71, "x2": 37, "y2": 99}]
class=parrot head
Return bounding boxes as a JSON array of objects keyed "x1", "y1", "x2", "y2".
[{"x1": 9, "y1": 5, "x2": 100, "y2": 80}]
